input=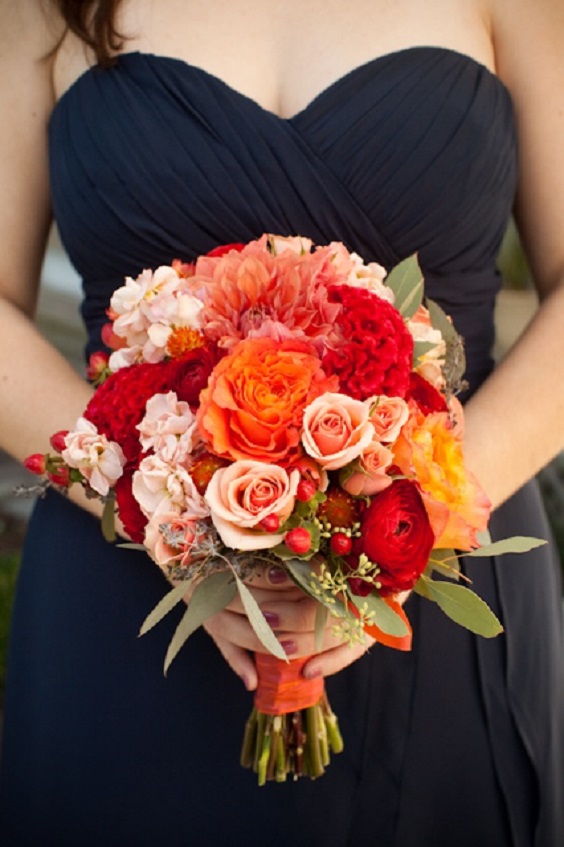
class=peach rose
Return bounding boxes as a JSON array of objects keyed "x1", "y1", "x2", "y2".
[
  {"x1": 301, "y1": 393, "x2": 374, "y2": 470},
  {"x1": 144, "y1": 510, "x2": 203, "y2": 572},
  {"x1": 368, "y1": 396, "x2": 409, "y2": 443},
  {"x1": 197, "y1": 337, "x2": 338, "y2": 463},
  {"x1": 392, "y1": 403, "x2": 491, "y2": 550},
  {"x1": 205, "y1": 460, "x2": 300, "y2": 550},
  {"x1": 342, "y1": 441, "x2": 394, "y2": 496}
]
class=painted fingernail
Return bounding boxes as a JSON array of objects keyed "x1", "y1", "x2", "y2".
[
  {"x1": 280, "y1": 640, "x2": 297, "y2": 656},
  {"x1": 303, "y1": 666, "x2": 321, "y2": 679},
  {"x1": 267, "y1": 566, "x2": 287, "y2": 584},
  {"x1": 262, "y1": 611, "x2": 280, "y2": 628}
]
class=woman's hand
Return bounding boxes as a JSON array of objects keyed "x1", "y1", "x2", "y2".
[{"x1": 203, "y1": 565, "x2": 376, "y2": 691}]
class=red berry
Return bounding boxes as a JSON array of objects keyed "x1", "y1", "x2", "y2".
[
  {"x1": 285, "y1": 527, "x2": 312, "y2": 555},
  {"x1": 47, "y1": 466, "x2": 71, "y2": 487},
  {"x1": 259, "y1": 513, "x2": 280, "y2": 533},
  {"x1": 296, "y1": 479, "x2": 317, "y2": 502},
  {"x1": 330, "y1": 532, "x2": 352, "y2": 556},
  {"x1": 49, "y1": 430, "x2": 69, "y2": 453},
  {"x1": 23, "y1": 453, "x2": 46, "y2": 475}
]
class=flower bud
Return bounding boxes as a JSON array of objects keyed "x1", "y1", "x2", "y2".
[
  {"x1": 49, "y1": 430, "x2": 69, "y2": 453},
  {"x1": 330, "y1": 532, "x2": 352, "y2": 556},
  {"x1": 284, "y1": 527, "x2": 312, "y2": 555},
  {"x1": 47, "y1": 466, "x2": 71, "y2": 487},
  {"x1": 296, "y1": 479, "x2": 317, "y2": 502},
  {"x1": 259, "y1": 513, "x2": 280, "y2": 533},
  {"x1": 23, "y1": 453, "x2": 46, "y2": 475}
]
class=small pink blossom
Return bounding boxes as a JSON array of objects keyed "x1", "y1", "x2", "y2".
[
  {"x1": 62, "y1": 417, "x2": 125, "y2": 496},
  {"x1": 204, "y1": 460, "x2": 300, "y2": 550},
  {"x1": 342, "y1": 441, "x2": 394, "y2": 496},
  {"x1": 301, "y1": 393, "x2": 374, "y2": 470},
  {"x1": 368, "y1": 396, "x2": 409, "y2": 443},
  {"x1": 137, "y1": 392, "x2": 198, "y2": 462}
]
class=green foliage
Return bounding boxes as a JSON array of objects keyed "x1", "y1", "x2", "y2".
[{"x1": 385, "y1": 254, "x2": 423, "y2": 318}]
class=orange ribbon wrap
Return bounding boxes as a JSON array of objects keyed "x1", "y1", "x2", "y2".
[
  {"x1": 361, "y1": 596, "x2": 413, "y2": 651},
  {"x1": 254, "y1": 653, "x2": 324, "y2": 715}
]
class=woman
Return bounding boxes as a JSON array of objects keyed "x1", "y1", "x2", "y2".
[{"x1": 0, "y1": 0, "x2": 563, "y2": 844}]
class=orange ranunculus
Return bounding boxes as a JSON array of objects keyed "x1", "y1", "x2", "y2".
[
  {"x1": 392, "y1": 402, "x2": 491, "y2": 550},
  {"x1": 196, "y1": 337, "x2": 338, "y2": 463}
]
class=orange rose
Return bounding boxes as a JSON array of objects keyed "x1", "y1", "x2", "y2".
[
  {"x1": 392, "y1": 403, "x2": 491, "y2": 550},
  {"x1": 197, "y1": 337, "x2": 338, "y2": 463}
]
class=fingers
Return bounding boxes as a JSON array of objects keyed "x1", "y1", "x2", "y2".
[{"x1": 301, "y1": 636, "x2": 375, "y2": 680}]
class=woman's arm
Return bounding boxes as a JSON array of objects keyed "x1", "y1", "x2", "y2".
[
  {"x1": 0, "y1": 2, "x2": 99, "y2": 516},
  {"x1": 462, "y1": 0, "x2": 564, "y2": 509}
]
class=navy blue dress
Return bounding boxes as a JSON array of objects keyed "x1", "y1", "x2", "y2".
[{"x1": 1, "y1": 47, "x2": 563, "y2": 846}]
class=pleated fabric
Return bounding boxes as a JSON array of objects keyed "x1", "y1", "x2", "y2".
[{"x1": 1, "y1": 47, "x2": 562, "y2": 846}]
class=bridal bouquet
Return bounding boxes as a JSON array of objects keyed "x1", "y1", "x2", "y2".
[{"x1": 24, "y1": 234, "x2": 543, "y2": 784}]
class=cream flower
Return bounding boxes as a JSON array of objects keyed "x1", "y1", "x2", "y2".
[{"x1": 62, "y1": 417, "x2": 125, "y2": 496}]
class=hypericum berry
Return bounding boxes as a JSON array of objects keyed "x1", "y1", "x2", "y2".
[
  {"x1": 330, "y1": 532, "x2": 352, "y2": 556},
  {"x1": 23, "y1": 453, "x2": 46, "y2": 475},
  {"x1": 259, "y1": 513, "x2": 280, "y2": 533},
  {"x1": 284, "y1": 527, "x2": 312, "y2": 555},
  {"x1": 296, "y1": 479, "x2": 317, "y2": 502},
  {"x1": 47, "y1": 466, "x2": 71, "y2": 487},
  {"x1": 49, "y1": 430, "x2": 69, "y2": 453}
]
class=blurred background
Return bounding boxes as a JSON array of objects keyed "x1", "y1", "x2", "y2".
[{"x1": 1, "y1": 223, "x2": 563, "y2": 705}]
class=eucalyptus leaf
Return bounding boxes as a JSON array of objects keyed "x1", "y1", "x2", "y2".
[
  {"x1": 354, "y1": 592, "x2": 410, "y2": 637},
  {"x1": 163, "y1": 571, "x2": 237, "y2": 674},
  {"x1": 314, "y1": 603, "x2": 329, "y2": 652},
  {"x1": 139, "y1": 579, "x2": 192, "y2": 637},
  {"x1": 476, "y1": 529, "x2": 492, "y2": 546},
  {"x1": 232, "y1": 572, "x2": 288, "y2": 661},
  {"x1": 118, "y1": 542, "x2": 148, "y2": 552},
  {"x1": 466, "y1": 536, "x2": 547, "y2": 558},
  {"x1": 413, "y1": 340, "x2": 437, "y2": 365},
  {"x1": 101, "y1": 496, "x2": 116, "y2": 543},
  {"x1": 421, "y1": 578, "x2": 503, "y2": 638},
  {"x1": 384, "y1": 254, "x2": 424, "y2": 319},
  {"x1": 426, "y1": 548, "x2": 460, "y2": 580},
  {"x1": 426, "y1": 298, "x2": 466, "y2": 394}
]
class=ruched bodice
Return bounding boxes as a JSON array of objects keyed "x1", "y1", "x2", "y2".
[
  {"x1": 49, "y1": 47, "x2": 517, "y2": 387},
  {"x1": 3, "y1": 44, "x2": 562, "y2": 847}
]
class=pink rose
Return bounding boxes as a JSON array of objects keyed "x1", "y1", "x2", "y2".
[
  {"x1": 204, "y1": 460, "x2": 300, "y2": 550},
  {"x1": 301, "y1": 393, "x2": 374, "y2": 470},
  {"x1": 62, "y1": 417, "x2": 125, "y2": 496},
  {"x1": 368, "y1": 396, "x2": 409, "y2": 443},
  {"x1": 342, "y1": 441, "x2": 394, "y2": 496},
  {"x1": 144, "y1": 510, "x2": 203, "y2": 572}
]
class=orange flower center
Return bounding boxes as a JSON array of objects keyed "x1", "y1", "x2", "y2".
[{"x1": 166, "y1": 327, "x2": 205, "y2": 358}]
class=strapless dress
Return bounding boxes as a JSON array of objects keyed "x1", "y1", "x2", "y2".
[{"x1": 1, "y1": 47, "x2": 562, "y2": 847}]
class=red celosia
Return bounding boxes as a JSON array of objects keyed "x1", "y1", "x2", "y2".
[{"x1": 322, "y1": 285, "x2": 413, "y2": 400}]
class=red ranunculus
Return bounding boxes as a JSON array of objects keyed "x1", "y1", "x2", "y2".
[
  {"x1": 166, "y1": 343, "x2": 221, "y2": 407},
  {"x1": 407, "y1": 372, "x2": 448, "y2": 414},
  {"x1": 322, "y1": 285, "x2": 413, "y2": 400},
  {"x1": 354, "y1": 479, "x2": 435, "y2": 595}
]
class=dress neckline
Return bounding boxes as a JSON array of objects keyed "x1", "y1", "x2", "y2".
[{"x1": 52, "y1": 45, "x2": 512, "y2": 123}]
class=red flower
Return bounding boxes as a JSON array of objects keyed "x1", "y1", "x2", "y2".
[
  {"x1": 354, "y1": 479, "x2": 435, "y2": 595},
  {"x1": 407, "y1": 372, "x2": 448, "y2": 414},
  {"x1": 114, "y1": 471, "x2": 147, "y2": 543},
  {"x1": 322, "y1": 285, "x2": 413, "y2": 400},
  {"x1": 166, "y1": 344, "x2": 221, "y2": 407},
  {"x1": 84, "y1": 344, "x2": 219, "y2": 466}
]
